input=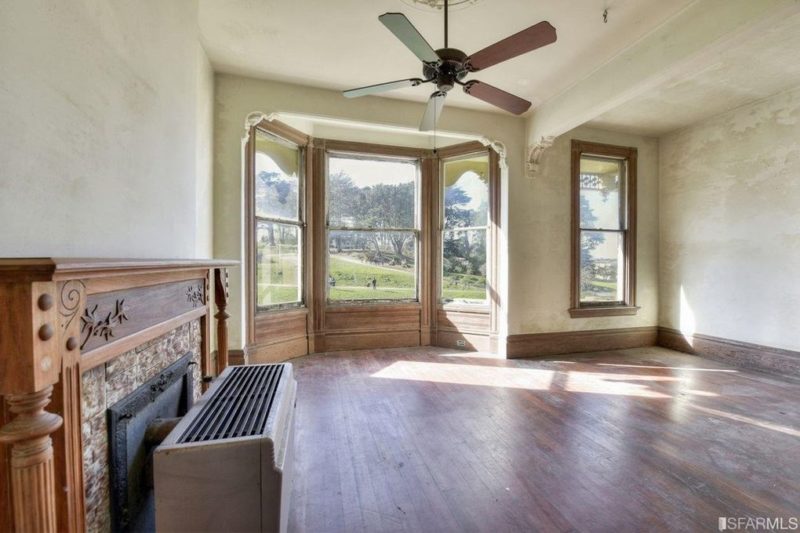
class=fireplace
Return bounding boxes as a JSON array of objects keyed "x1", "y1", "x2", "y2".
[
  {"x1": 0, "y1": 259, "x2": 236, "y2": 533},
  {"x1": 81, "y1": 322, "x2": 202, "y2": 532},
  {"x1": 107, "y1": 351, "x2": 195, "y2": 532}
]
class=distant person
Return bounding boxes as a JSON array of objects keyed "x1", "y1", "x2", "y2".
[
  {"x1": 329, "y1": 275, "x2": 336, "y2": 287},
  {"x1": 371, "y1": 277, "x2": 377, "y2": 290}
]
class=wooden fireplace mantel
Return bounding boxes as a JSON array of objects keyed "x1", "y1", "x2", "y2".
[{"x1": 0, "y1": 258, "x2": 237, "y2": 532}]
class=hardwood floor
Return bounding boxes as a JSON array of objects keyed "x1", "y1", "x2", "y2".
[{"x1": 287, "y1": 346, "x2": 800, "y2": 532}]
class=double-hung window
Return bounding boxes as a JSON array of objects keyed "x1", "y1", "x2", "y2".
[
  {"x1": 441, "y1": 152, "x2": 490, "y2": 305},
  {"x1": 326, "y1": 153, "x2": 419, "y2": 302},
  {"x1": 253, "y1": 128, "x2": 304, "y2": 309},
  {"x1": 570, "y1": 140, "x2": 637, "y2": 317}
]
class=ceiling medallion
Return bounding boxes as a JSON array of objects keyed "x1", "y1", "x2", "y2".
[{"x1": 400, "y1": 0, "x2": 481, "y2": 11}]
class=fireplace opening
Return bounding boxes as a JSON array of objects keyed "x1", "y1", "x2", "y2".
[{"x1": 107, "y1": 352, "x2": 195, "y2": 532}]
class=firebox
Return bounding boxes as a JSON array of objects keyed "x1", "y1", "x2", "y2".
[{"x1": 107, "y1": 352, "x2": 195, "y2": 532}]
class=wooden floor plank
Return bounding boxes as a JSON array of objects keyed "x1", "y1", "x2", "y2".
[{"x1": 288, "y1": 346, "x2": 800, "y2": 532}]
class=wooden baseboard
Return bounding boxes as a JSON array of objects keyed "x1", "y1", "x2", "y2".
[
  {"x1": 506, "y1": 326, "x2": 658, "y2": 359},
  {"x1": 246, "y1": 335, "x2": 308, "y2": 364},
  {"x1": 227, "y1": 347, "x2": 248, "y2": 366},
  {"x1": 658, "y1": 327, "x2": 800, "y2": 378},
  {"x1": 433, "y1": 329, "x2": 496, "y2": 352}
]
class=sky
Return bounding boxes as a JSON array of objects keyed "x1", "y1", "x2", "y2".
[{"x1": 329, "y1": 156, "x2": 416, "y2": 187}]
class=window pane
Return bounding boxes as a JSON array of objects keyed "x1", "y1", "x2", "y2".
[
  {"x1": 328, "y1": 230, "x2": 416, "y2": 301},
  {"x1": 579, "y1": 156, "x2": 623, "y2": 230},
  {"x1": 442, "y1": 229, "x2": 487, "y2": 303},
  {"x1": 580, "y1": 230, "x2": 624, "y2": 303},
  {"x1": 327, "y1": 156, "x2": 416, "y2": 229},
  {"x1": 255, "y1": 129, "x2": 300, "y2": 221},
  {"x1": 443, "y1": 155, "x2": 490, "y2": 229},
  {"x1": 256, "y1": 221, "x2": 301, "y2": 307}
]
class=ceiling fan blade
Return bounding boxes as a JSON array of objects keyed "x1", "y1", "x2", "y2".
[
  {"x1": 419, "y1": 91, "x2": 446, "y2": 131},
  {"x1": 466, "y1": 21, "x2": 556, "y2": 72},
  {"x1": 343, "y1": 78, "x2": 425, "y2": 98},
  {"x1": 463, "y1": 81, "x2": 531, "y2": 115},
  {"x1": 379, "y1": 13, "x2": 440, "y2": 64}
]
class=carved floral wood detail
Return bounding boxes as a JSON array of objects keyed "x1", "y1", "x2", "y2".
[
  {"x1": 80, "y1": 300, "x2": 129, "y2": 350},
  {"x1": 186, "y1": 284, "x2": 205, "y2": 308}
]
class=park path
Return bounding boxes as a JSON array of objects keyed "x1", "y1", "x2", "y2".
[{"x1": 332, "y1": 254, "x2": 412, "y2": 275}]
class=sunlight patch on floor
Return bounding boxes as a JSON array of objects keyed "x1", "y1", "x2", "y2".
[
  {"x1": 371, "y1": 361, "x2": 554, "y2": 390},
  {"x1": 688, "y1": 404, "x2": 800, "y2": 437},
  {"x1": 371, "y1": 361, "x2": 721, "y2": 399},
  {"x1": 597, "y1": 363, "x2": 737, "y2": 373}
]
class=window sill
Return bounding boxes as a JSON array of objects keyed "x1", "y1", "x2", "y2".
[
  {"x1": 256, "y1": 305, "x2": 307, "y2": 316},
  {"x1": 440, "y1": 303, "x2": 491, "y2": 314},
  {"x1": 569, "y1": 305, "x2": 639, "y2": 318}
]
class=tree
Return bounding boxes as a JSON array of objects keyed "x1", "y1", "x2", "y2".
[
  {"x1": 257, "y1": 168, "x2": 299, "y2": 246},
  {"x1": 579, "y1": 194, "x2": 605, "y2": 292},
  {"x1": 444, "y1": 186, "x2": 473, "y2": 229}
]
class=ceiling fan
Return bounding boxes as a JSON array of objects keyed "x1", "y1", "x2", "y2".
[{"x1": 342, "y1": 0, "x2": 557, "y2": 131}]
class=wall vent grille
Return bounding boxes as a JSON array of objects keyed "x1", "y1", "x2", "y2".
[{"x1": 177, "y1": 364, "x2": 284, "y2": 443}]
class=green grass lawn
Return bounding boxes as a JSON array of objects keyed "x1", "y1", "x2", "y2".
[
  {"x1": 581, "y1": 279, "x2": 618, "y2": 301},
  {"x1": 442, "y1": 287, "x2": 486, "y2": 300},
  {"x1": 442, "y1": 272, "x2": 486, "y2": 302},
  {"x1": 256, "y1": 250, "x2": 487, "y2": 303},
  {"x1": 328, "y1": 254, "x2": 415, "y2": 300},
  {"x1": 257, "y1": 284, "x2": 299, "y2": 306},
  {"x1": 257, "y1": 246, "x2": 300, "y2": 305}
]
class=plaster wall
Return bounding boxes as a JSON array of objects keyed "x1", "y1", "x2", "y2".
[
  {"x1": 213, "y1": 74, "x2": 525, "y2": 348},
  {"x1": 0, "y1": 0, "x2": 214, "y2": 258},
  {"x1": 659, "y1": 86, "x2": 800, "y2": 351},
  {"x1": 509, "y1": 126, "x2": 659, "y2": 334}
]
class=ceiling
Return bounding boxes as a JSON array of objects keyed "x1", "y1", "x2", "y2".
[
  {"x1": 588, "y1": 9, "x2": 800, "y2": 137},
  {"x1": 198, "y1": 0, "x2": 694, "y2": 115}
]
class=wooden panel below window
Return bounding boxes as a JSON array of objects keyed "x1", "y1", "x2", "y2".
[
  {"x1": 325, "y1": 305, "x2": 421, "y2": 333},
  {"x1": 436, "y1": 308, "x2": 491, "y2": 334},
  {"x1": 324, "y1": 330, "x2": 421, "y2": 353},
  {"x1": 322, "y1": 305, "x2": 422, "y2": 352},
  {"x1": 250, "y1": 309, "x2": 309, "y2": 363}
]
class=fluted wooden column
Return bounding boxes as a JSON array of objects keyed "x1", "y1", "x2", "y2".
[
  {"x1": 0, "y1": 387, "x2": 63, "y2": 533},
  {"x1": 214, "y1": 267, "x2": 231, "y2": 373}
]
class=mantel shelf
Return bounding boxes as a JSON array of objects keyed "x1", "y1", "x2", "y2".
[{"x1": 0, "y1": 258, "x2": 238, "y2": 282}]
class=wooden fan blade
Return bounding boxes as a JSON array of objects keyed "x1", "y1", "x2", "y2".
[
  {"x1": 466, "y1": 21, "x2": 556, "y2": 72},
  {"x1": 379, "y1": 13, "x2": 440, "y2": 64},
  {"x1": 419, "y1": 91, "x2": 446, "y2": 131},
  {"x1": 463, "y1": 81, "x2": 531, "y2": 115},
  {"x1": 343, "y1": 78, "x2": 425, "y2": 98}
]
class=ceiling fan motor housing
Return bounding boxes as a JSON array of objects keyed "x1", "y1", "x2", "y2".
[{"x1": 424, "y1": 48, "x2": 468, "y2": 92}]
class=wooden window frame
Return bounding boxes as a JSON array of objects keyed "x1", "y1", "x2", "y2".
[
  {"x1": 244, "y1": 132, "x2": 502, "y2": 354},
  {"x1": 569, "y1": 140, "x2": 638, "y2": 318},
  {"x1": 245, "y1": 120, "x2": 311, "y2": 346},
  {"x1": 436, "y1": 143, "x2": 497, "y2": 313},
  {"x1": 324, "y1": 146, "x2": 423, "y2": 305}
]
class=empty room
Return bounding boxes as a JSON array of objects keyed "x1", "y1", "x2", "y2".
[{"x1": 1, "y1": 0, "x2": 799, "y2": 531}]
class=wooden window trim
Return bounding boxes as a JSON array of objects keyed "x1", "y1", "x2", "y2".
[
  {"x1": 430, "y1": 142, "x2": 501, "y2": 350},
  {"x1": 569, "y1": 140, "x2": 638, "y2": 318},
  {"x1": 437, "y1": 143, "x2": 497, "y2": 314},
  {"x1": 245, "y1": 119, "x2": 311, "y2": 346},
  {"x1": 246, "y1": 133, "x2": 502, "y2": 352}
]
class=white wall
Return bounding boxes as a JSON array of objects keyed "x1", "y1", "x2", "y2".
[
  {"x1": 510, "y1": 126, "x2": 660, "y2": 334},
  {"x1": 214, "y1": 74, "x2": 526, "y2": 349},
  {"x1": 195, "y1": 45, "x2": 215, "y2": 257},
  {"x1": 0, "y1": 0, "x2": 213, "y2": 258},
  {"x1": 659, "y1": 86, "x2": 800, "y2": 351}
]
